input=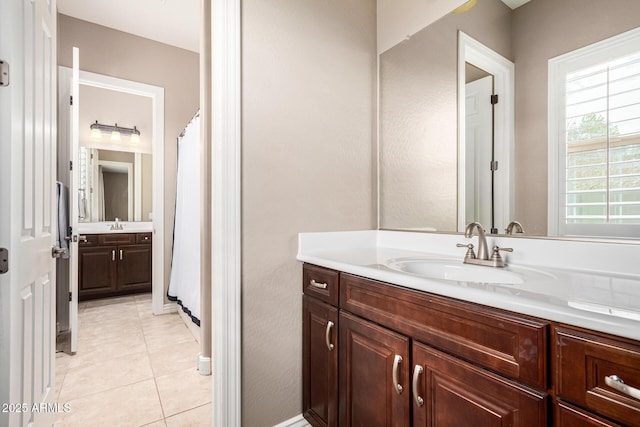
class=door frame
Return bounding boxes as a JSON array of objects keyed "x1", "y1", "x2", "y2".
[
  {"x1": 212, "y1": 0, "x2": 242, "y2": 425},
  {"x1": 58, "y1": 67, "x2": 166, "y2": 315},
  {"x1": 457, "y1": 31, "x2": 515, "y2": 233}
]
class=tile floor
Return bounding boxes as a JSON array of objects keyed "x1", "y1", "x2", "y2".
[{"x1": 54, "y1": 293, "x2": 211, "y2": 427}]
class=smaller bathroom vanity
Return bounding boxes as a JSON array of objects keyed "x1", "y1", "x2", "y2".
[{"x1": 78, "y1": 231, "x2": 152, "y2": 300}]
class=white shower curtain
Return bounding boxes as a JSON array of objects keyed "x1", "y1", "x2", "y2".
[{"x1": 168, "y1": 114, "x2": 201, "y2": 324}]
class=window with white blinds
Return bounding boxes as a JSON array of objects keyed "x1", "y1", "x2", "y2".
[{"x1": 549, "y1": 28, "x2": 640, "y2": 238}]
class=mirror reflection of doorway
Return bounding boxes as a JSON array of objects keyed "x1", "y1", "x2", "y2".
[
  {"x1": 99, "y1": 161, "x2": 132, "y2": 221},
  {"x1": 465, "y1": 63, "x2": 494, "y2": 230},
  {"x1": 458, "y1": 31, "x2": 515, "y2": 234}
]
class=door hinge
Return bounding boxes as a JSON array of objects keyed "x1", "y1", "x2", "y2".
[
  {"x1": 69, "y1": 292, "x2": 72, "y2": 302},
  {"x1": 0, "y1": 60, "x2": 9, "y2": 87},
  {"x1": 490, "y1": 160, "x2": 499, "y2": 171},
  {"x1": 70, "y1": 95, "x2": 73, "y2": 105},
  {"x1": 490, "y1": 94, "x2": 499, "y2": 105},
  {"x1": 69, "y1": 161, "x2": 73, "y2": 171},
  {"x1": 0, "y1": 248, "x2": 8, "y2": 274}
]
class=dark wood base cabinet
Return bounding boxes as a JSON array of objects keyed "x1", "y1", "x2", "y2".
[
  {"x1": 302, "y1": 263, "x2": 640, "y2": 427},
  {"x1": 79, "y1": 233, "x2": 152, "y2": 301}
]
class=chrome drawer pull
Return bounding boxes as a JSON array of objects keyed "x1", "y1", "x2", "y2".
[
  {"x1": 119, "y1": 249, "x2": 123, "y2": 261},
  {"x1": 325, "y1": 321, "x2": 334, "y2": 351},
  {"x1": 605, "y1": 375, "x2": 640, "y2": 400},
  {"x1": 412, "y1": 365, "x2": 424, "y2": 407},
  {"x1": 310, "y1": 279, "x2": 328, "y2": 290},
  {"x1": 393, "y1": 355, "x2": 403, "y2": 395},
  {"x1": 112, "y1": 250, "x2": 116, "y2": 261}
]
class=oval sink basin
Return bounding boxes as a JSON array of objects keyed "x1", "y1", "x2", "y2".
[{"x1": 387, "y1": 258, "x2": 525, "y2": 285}]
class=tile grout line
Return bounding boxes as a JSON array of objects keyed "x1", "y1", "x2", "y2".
[{"x1": 136, "y1": 295, "x2": 169, "y2": 424}]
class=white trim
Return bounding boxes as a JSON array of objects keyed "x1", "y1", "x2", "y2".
[
  {"x1": 547, "y1": 59, "x2": 561, "y2": 236},
  {"x1": 457, "y1": 31, "x2": 515, "y2": 233},
  {"x1": 548, "y1": 26, "x2": 640, "y2": 238},
  {"x1": 212, "y1": 0, "x2": 242, "y2": 426},
  {"x1": 162, "y1": 302, "x2": 178, "y2": 314},
  {"x1": 62, "y1": 67, "x2": 166, "y2": 315},
  {"x1": 272, "y1": 414, "x2": 311, "y2": 427},
  {"x1": 134, "y1": 153, "x2": 142, "y2": 221}
]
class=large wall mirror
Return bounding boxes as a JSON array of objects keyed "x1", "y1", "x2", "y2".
[
  {"x1": 379, "y1": 0, "x2": 640, "y2": 238},
  {"x1": 78, "y1": 85, "x2": 153, "y2": 223}
]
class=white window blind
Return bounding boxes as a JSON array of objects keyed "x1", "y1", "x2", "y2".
[
  {"x1": 565, "y1": 52, "x2": 640, "y2": 226},
  {"x1": 549, "y1": 27, "x2": 640, "y2": 238}
]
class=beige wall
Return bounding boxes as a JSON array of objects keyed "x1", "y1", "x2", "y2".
[
  {"x1": 377, "y1": 0, "x2": 467, "y2": 54},
  {"x1": 241, "y1": 0, "x2": 377, "y2": 424},
  {"x1": 58, "y1": 14, "x2": 199, "y2": 294},
  {"x1": 379, "y1": 0, "x2": 511, "y2": 231},
  {"x1": 512, "y1": 0, "x2": 640, "y2": 234}
]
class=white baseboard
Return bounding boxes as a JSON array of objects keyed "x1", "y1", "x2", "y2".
[
  {"x1": 197, "y1": 353, "x2": 211, "y2": 375},
  {"x1": 162, "y1": 302, "x2": 178, "y2": 314},
  {"x1": 272, "y1": 414, "x2": 310, "y2": 427}
]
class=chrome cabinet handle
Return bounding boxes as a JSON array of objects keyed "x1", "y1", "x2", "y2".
[
  {"x1": 325, "y1": 321, "x2": 334, "y2": 351},
  {"x1": 393, "y1": 355, "x2": 403, "y2": 395},
  {"x1": 112, "y1": 250, "x2": 116, "y2": 261},
  {"x1": 412, "y1": 365, "x2": 424, "y2": 407},
  {"x1": 310, "y1": 279, "x2": 328, "y2": 290},
  {"x1": 78, "y1": 235, "x2": 88, "y2": 242},
  {"x1": 605, "y1": 375, "x2": 640, "y2": 400},
  {"x1": 119, "y1": 249, "x2": 123, "y2": 261}
]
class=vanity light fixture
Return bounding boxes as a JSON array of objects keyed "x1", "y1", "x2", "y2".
[
  {"x1": 453, "y1": 0, "x2": 477, "y2": 14},
  {"x1": 89, "y1": 120, "x2": 141, "y2": 143}
]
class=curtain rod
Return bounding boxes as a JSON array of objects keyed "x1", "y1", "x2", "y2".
[{"x1": 179, "y1": 109, "x2": 201, "y2": 138}]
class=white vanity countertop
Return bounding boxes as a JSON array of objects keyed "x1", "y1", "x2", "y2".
[
  {"x1": 76, "y1": 222, "x2": 153, "y2": 234},
  {"x1": 297, "y1": 230, "x2": 640, "y2": 341}
]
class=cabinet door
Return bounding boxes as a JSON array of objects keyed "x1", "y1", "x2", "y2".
[
  {"x1": 303, "y1": 296, "x2": 339, "y2": 427},
  {"x1": 412, "y1": 342, "x2": 548, "y2": 427},
  {"x1": 117, "y1": 244, "x2": 152, "y2": 292},
  {"x1": 78, "y1": 245, "x2": 118, "y2": 298},
  {"x1": 339, "y1": 311, "x2": 410, "y2": 427}
]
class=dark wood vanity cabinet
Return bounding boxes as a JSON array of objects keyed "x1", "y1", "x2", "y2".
[
  {"x1": 553, "y1": 326, "x2": 640, "y2": 427},
  {"x1": 302, "y1": 263, "x2": 549, "y2": 427},
  {"x1": 413, "y1": 342, "x2": 547, "y2": 427},
  {"x1": 339, "y1": 311, "x2": 410, "y2": 427},
  {"x1": 78, "y1": 233, "x2": 152, "y2": 300},
  {"x1": 303, "y1": 265, "x2": 340, "y2": 427}
]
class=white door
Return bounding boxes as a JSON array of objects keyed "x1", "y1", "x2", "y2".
[
  {"x1": 0, "y1": 0, "x2": 58, "y2": 426},
  {"x1": 465, "y1": 76, "x2": 493, "y2": 228}
]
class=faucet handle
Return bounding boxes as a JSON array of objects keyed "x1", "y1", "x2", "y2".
[
  {"x1": 456, "y1": 243, "x2": 476, "y2": 260},
  {"x1": 490, "y1": 246, "x2": 513, "y2": 267}
]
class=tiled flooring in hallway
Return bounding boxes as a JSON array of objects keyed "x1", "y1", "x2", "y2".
[{"x1": 54, "y1": 293, "x2": 211, "y2": 427}]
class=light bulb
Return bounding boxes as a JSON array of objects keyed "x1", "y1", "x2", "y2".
[
  {"x1": 90, "y1": 127, "x2": 102, "y2": 139},
  {"x1": 130, "y1": 132, "x2": 140, "y2": 144},
  {"x1": 111, "y1": 130, "x2": 121, "y2": 142}
]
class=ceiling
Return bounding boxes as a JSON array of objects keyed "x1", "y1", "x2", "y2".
[
  {"x1": 57, "y1": 0, "x2": 200, "y2": 53},
  {"x1": 501, "y1": 0, "x2": 531, "y2": 9}
]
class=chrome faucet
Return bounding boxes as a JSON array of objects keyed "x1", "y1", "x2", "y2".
[
  {"x1": 505, "y1": 221, "x2": 525, "y2": 235},
  {"x1": 457, "y1": 221, "x2": 513, "y2": 268}
]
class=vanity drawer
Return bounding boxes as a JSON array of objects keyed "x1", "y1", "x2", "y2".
[
  {"x1": 554, "y1": 326, "x2": 640, "y2": 427},
  {"x1": 555, "y1": 400, "x2": 622, "y2": 427},
  {"x1": 302, "y1": 264, "x2": 339, "y2": 306},
  {"x1": 78, "y1": 234, "x2": 99, "y2": 246},
  {"x1": 136, "y1": 233, "x2": 152, "y2": 244},
  {"x1": 340, "y1": 273, "x2": 548, "y2": 390},
  {"x1": 98, "y1": 233, "x2": 136, "y2": 245}
]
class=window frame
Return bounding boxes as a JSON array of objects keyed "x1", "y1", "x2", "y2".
[{"x1": 548, "y1": 27, "x2": 640, "y2": 239}]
